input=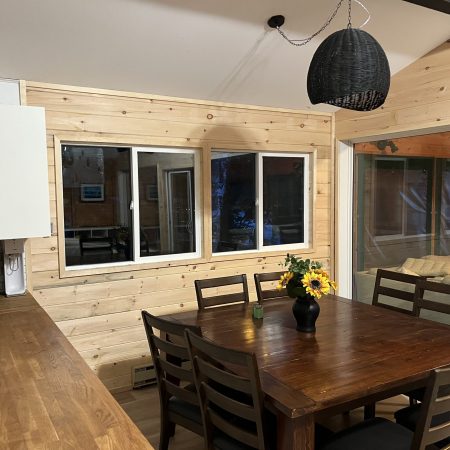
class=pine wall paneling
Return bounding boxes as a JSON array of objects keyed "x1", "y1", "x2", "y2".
[
  {"x1": 335, "y1": 40, "x2": 450, "y2": 141},
  {"x1": 25, "y1": 81, "x2": 334, "y2": 391}
]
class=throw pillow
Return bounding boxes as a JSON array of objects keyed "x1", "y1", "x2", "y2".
[{"x1": 402, "y1": 258, "x2": 447, "y2": 277}]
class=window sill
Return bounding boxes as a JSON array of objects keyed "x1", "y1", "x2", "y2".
[{"x1": 58, "y1": 246, "x2": 320, "y2": 279}]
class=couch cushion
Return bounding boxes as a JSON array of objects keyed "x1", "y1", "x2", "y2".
[
  {"x1": 402, "y1": 258, "x2": 448, "y2": 277},
  {"x1": 398, "y1": 266, "x2": 419, "y2": 276}
]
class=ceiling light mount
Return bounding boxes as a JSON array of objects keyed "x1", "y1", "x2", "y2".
[{"x1": 267, "y1": 15, "x2": 285, "y2": 29}]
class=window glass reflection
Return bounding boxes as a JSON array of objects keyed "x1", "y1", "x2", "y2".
[
  {"x1": 211, "y1": 153, "x2": 256, "y2": 252},
  {"x1": 62, "y1": 146, "x2": 132, "y2": 267},
  {"x1": 263, "y1": 156, "x2": 305, "y2": 246}
]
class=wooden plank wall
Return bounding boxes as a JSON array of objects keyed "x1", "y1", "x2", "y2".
[
  {"x1": 24, "y1": 82, "x2": 334, "y2": 392},
  {"x1": 335, "y1": 40, "x2": 450, "y2": 141}
]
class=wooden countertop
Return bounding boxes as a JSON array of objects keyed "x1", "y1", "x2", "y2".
[{"x1": 0, "y1": 294, "x2": 154, "y2": 449}]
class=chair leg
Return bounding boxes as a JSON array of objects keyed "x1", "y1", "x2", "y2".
[
  {"x1": 159, "y1": 415, "x2": 172, "y2": 450},
  {"x1": 364, "y1": 403, "x2": 376, "y2": 420},
  {"x1": 409, "y1": 396, "x2": 417, "y2": 407}
]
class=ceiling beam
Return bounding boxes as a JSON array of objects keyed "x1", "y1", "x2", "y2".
[{"x1": 402, "y1": 0, "x2": 450, "y2": 14}]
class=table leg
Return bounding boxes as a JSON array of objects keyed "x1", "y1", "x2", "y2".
[{"x1": 277, "y1": 412, "x2": 314, "y2": 450}]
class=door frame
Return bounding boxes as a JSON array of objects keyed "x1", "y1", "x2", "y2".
[{"x1": 336, "y1": 125, "x2": 450, "y2": 300}]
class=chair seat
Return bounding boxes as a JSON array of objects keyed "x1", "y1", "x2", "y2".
[
  {"x1": 212, "y1": 421, "x2": 332, "y2": 450},
  {"x1": 168, "y1": 397, "x2": 202, "y2": 425},
  {"x1": 395, "y1": 404, "x2": 450, "y2": 448},
  {"x1": 320, "y1": 417, "x2": 414, "y2": 450},
  {"x1": 213, "y1": 432, "x2": 256, "y2": 450}
]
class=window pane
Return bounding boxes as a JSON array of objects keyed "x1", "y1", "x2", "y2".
[
  {"x1": 263, "y1": 156, "x2": 305, "y2": 246},
  {"x1": 437, "y1": 159, "x2": 450, "y2": 255},
  {"x1": 404, "y1": 159, "x2": 433, "y2": 236},
  {"x1": 374, "y1": 159, "x2": 405, "y2": 236},
  {"x1": 355, "y1": 154, "x2": 433, "y2": 271},
  {"x1": 62, "y1": 146, "x2": 132, "y2": 266},
  {"x1": 441, "y1": 160, "x2": 450, "y2": 232},
  {"x1": 138, "y1": 152, "x2": 196, "y2": 256},
  {"x1": 211, "y1": 153, "x2": 256, "y2": 252}
]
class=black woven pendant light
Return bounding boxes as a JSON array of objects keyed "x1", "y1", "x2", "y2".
[
  {"x1": 307, "y1": 28, "x2": 390, "y2": 111},
  {"x1": 268, "y1": 0, "x2": 391, "y2": 111}
]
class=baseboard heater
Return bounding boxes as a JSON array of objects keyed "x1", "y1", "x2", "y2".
[{"x1": 132, "y1": 364, "x2": 157, "y2": 388}]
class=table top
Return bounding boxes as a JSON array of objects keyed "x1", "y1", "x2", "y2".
[
  {"x1": 0, "y1": 294, "x2": 153, "y2": 450},
  {"x1": 161, "y1": 295, "x2": 450, "y2": 419}
]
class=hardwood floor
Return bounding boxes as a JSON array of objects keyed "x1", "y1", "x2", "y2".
[{"x1": 113, "y1": 385, "x2": 410, "y2": 449}]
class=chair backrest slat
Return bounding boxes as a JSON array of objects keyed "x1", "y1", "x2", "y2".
[
  {"x1": 372, "y1": 269, "x2": 422, "y2": 315},
  {"x1": 419, "y1": 299, "x2": 450, "y2": 316},
  {"x1": 159, "y1": 358, "x2": 195, "y2": 384},
  {"x1": 141, "y1": 310, "x2": 202, "y2": 407},
  {"x1": 254, "y1": 272, "x2": 286, "y2": 303},
  {"x1": 414, "y1": 279, "x2": 450, "y2": 320},
  {"x1": 196, "y1": 357, "x2": 253, "y2": 394},
  {"x1": 152, "y1": 334, "x2": 189, "y2": 360},
  {"x1": 163, "y1": 379, "x2": 198, "y2": 405},
  {"x1": 204, "y1": 383, "x2": 257, "y2": 421},
  {"x1": 185, "y1": 330, "x2": 267, "y2": 450},
  {"x1": 195, "y1": 275, "x2": 249, "y2": 309},
  {"x1": 209, "y1": 408, "x2": 259, "y2": 448},
  {"x1": 412, "y1": 365, "x2": 450, "y2": 450}
]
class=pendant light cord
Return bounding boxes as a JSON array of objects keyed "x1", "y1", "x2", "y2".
[{"x1": 276, "y1": 0, "x2": 370, "y2": 47}]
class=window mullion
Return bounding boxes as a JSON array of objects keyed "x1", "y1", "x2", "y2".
[
  {"x1": 131, "y1": 147, "x2": 140, "y2": 262},
  {"x1": 257, "y1": 153, "x2": 263, "y2": 250}
]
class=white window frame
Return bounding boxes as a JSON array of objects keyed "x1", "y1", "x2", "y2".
[
  {"x1": 211, "y1": 150, "x2": 310, "y2": 256},
  {"x1": 65, "y1": 145, "x2": 201, "y2": 271},
  {"x1": 132, "y1": 146, "x2": 202, "y2": 263}
]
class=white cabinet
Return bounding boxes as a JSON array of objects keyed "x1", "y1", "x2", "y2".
[{"x1": 0, "y1": 105, "x2": 50, "y2": 239}]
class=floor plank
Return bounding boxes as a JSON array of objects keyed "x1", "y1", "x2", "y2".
[{"x1": 113, "y1": 385, "x2": 410, "y2": 449}]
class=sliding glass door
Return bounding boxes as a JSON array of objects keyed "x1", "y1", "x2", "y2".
[{"x1": 352, "y1": 131, "x2": 450, "y2": 301}]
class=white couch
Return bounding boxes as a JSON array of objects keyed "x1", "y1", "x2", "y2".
[{"x1": 355, "y1": 255, "x2": 450, "y2": 325}]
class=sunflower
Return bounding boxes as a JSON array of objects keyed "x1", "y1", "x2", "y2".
[
  {"x1": 301, "y1": 271, "x2": 331, "y2": 299},
  {"x1": 277, "y1": 271, "x2": 294, "y2": 290}
]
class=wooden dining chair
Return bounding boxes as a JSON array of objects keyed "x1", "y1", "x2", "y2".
[
  {"x1": 365, "y1": 269, "x2": 423, "y2": 419},
  {"x1": 321, "y1": 365, "x2": 450, "y2": 450},
  {"x1": 184, "y1": 328, "x2": 274, "y2": 449},
  {"x1": 414, "y1": 278, "x2": 450, "y2": 320},
  {"x1": 372, "y1": 269, "x2": 422, "y2": 315},
  {"x1": 254, "y1": 271, "x2": 286, "y2": 303},
  {"x1": 194, "y1": 274, "x2": 249, "y2": 309},
  {"x1": 405, "y1": 279, "x2": 450, "y2": 406},
  {"x1": 394, "y1": 366, "x2": 450, "y2": 449},
  {"x1": 141, "y1": 311, "x2": 203, "y2": 450}
]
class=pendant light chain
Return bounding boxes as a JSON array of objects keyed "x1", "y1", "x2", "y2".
[
  {"x1": 348, "y1": 0, "x2": 352, "y2": 28},
  {"x1": 276, "y1": 0, "x2": 345, "y2": 47},
  {"x1": 276, "y1": 0, "x2": 371, "y2": 46}
]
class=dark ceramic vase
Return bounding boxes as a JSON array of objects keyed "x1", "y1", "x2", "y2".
[{"x1": 292, "y1": 295, "x2": 320, "y2": 332}]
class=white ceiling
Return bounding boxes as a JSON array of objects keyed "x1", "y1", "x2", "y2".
[{"x1": 0, "y1": 0, "x2": 449, "y2": 111}]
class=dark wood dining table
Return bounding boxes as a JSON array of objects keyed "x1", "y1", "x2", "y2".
[{"x1": 160, "y1": 295, "x2": 450, "y2": 450}]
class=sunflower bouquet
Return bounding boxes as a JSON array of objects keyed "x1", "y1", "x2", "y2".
[{"x1": 277, "y1": 254, "x2": 337, "y2": 300}]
